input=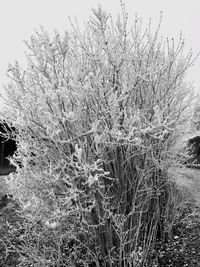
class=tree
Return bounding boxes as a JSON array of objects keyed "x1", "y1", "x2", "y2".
[{"x1": 1, "y1": 4, "x2": 196, "y2": 266}]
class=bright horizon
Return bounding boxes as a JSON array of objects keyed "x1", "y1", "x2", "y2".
[{"x1": 0, "y1": 0, "x2": 200, "y2": 107}]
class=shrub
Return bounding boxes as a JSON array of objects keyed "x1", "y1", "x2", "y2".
[{"x1": 1, "y1": 4, "x2": 196, "y2": 266}]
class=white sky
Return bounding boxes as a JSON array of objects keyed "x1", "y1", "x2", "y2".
[{"x1": 0, "y1": 0, "x2": 200, "y2": 106}]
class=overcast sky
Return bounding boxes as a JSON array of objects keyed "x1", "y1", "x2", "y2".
[{"x1": 0, "y1": 0, "x2": 199, "y2": 106}]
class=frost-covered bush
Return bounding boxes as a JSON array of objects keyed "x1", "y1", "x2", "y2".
[{"x1": 1, "y1": 4, "x2": 196, "y2": 266}]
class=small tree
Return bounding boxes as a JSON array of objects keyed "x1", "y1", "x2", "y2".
[{"x1": 1, "y1": 4, "x2": 196, "y2": 266}]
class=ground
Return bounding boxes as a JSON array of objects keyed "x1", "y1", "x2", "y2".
[
  {"x1": 1, "y1": 168, "x2": 200, "y2": 266},
  {"x1": 148, "y1": 167, "x2": 200, "y2": 266},
  {"x1": 148, "y1": 202, "x2": 200, "y2": 266}
]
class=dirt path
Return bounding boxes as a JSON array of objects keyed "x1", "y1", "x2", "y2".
[{"x1": 169, "y1": 167, "x2": 200, "y2": 204}]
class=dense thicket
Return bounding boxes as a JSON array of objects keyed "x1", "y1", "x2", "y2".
[{"x1": 0, "y1": 5, "x2": 196, "y2": 266}]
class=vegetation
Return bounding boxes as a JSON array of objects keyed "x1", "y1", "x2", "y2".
[{"x1": 0, "y1": 3, "x2": 197, "y2": 266}]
